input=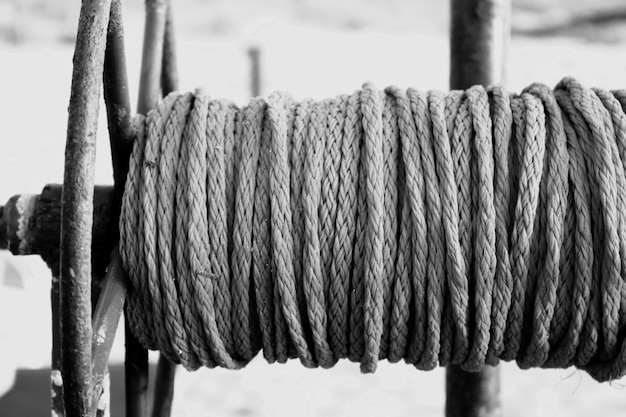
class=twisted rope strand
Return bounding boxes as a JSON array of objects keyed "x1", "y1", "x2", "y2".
[
  {"x1": 485, "y1": 86, "x2": 513, "y2": 364},
  {"x1": 120, "y1": 80, "x2": 626, "y2": 382}
]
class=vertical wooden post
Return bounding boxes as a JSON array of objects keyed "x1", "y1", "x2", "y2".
[{"x1": 447, "y1": 0, "x2": 509, "y2": 417}]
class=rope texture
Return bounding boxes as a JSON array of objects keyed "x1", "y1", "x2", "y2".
[{"x1": 120, "y1": 78, "x2": 626, "y2": 382}]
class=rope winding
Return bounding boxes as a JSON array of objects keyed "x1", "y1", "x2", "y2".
[{"x1": 120, "y1": 77, "x2": 626, "y2": 382}]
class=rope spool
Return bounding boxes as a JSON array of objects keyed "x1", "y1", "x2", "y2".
[{"x1": 119, "y1": 77, "x2": 626, "y2": 382}]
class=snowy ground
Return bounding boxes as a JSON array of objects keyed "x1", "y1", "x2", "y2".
[{"x1": 2, "y1": 3, "x2": 626, "y2": 416}]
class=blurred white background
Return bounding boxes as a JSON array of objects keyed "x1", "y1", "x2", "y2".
[{"x1": 2, "y1": 0, "x2": 626, "y2": 415}]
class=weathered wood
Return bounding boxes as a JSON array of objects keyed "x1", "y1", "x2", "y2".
[
  {"x1": 447, "y1": 1, "x2": 509, "y2": 416},
  {"x1": 61, "y1": 0, "x2": 112, "y2": 413}
]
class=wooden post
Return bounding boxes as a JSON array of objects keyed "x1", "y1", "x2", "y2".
[
  {"x1": 60, "y1": 0, "x2": 112, "y2": 415},
  {"x1": 447, "y1": 1, "x2": 509, "y2": 417}
]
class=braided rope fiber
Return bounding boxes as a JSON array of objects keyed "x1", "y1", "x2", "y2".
[{"x1": 120, "y1": 78, "x2": 626, "y2": 382}]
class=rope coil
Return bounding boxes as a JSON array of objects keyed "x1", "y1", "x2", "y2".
[{"x1": 120, "y1": 77, "x2": 626, "y2": 382}]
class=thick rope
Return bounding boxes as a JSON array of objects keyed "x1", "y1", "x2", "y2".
[{"x1": 120, "y1": 78, "x2": 626, "y2": 382}]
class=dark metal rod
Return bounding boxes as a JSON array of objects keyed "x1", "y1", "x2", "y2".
[
  {"x1": 104, "y1": 0, "x2": 135, "y2": 214},
  {"x1": 101, "y1": 3, "x2": 151, "y2": 417},
  {"x1": 95, "y1": 373, "x2": 110, "y2": 417},
  {"x1": 60, "y1": 0, "x2": 112, "y2": 415},
  {"x1": 122, "y1": 2, "x2": 169, "y2": 416},
  {"x1": 446, "y1": 366, "x2": 502, "y2": 417},
  {"x1": 51, "y1": 271, "x2": 64, "y2": 417},
  {"x1": 138, "y1": 0, "x2": 168, "y2": 114},
  {"x1": 450, "y1": 0, "x2": 509, "y2": 88},
  {"x1": 447, "y1": 1, "x2": 509, "y2": 417},
  {"x1": 90, "y1": 249, "x2": 127, "y2": 416},
  {"x1": 0, "y1": 187, "x2": 116, "y2": 259},
  {"x1": 248, "y1": 45, "x2": 262, "y2": 97},
  {"x1": 150, "y1": 357, "x2": 177, "y2": 417},
  {"x1": 151, "y1": 2, "x2": 179, "y2": 415},
  {"x1": 125, "y1": 326, "x2": 150, "y2": 417},
  {"x1": 160, "y1": 0, "x2": 179, "y2": 97},
  {"x1": 103, "y1": 9, "x2": 149, "y2": 417},
  {"x1": 1, "y1": 185, "x2": 117, "y2": 417}
]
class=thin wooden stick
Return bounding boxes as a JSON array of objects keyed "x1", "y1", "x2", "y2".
[
  {"x1": 60, "y1": 0, "x2": 112, "y2": 415},
  {"x1": 447, "y1": 1, "x2": 509, "y2": 416}
]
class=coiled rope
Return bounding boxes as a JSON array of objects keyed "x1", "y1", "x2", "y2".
[{"x1": 119, "y1": 77, "x2": 626, "y2": 382}]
